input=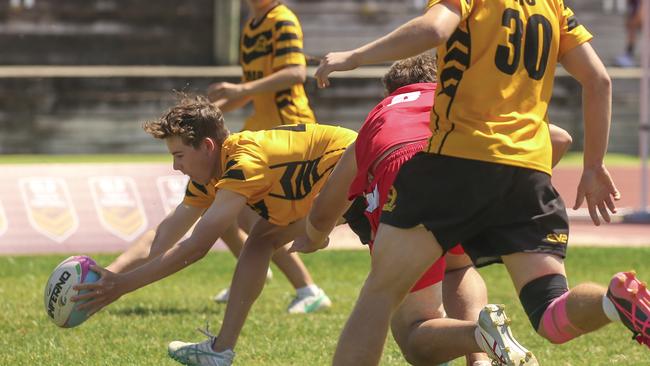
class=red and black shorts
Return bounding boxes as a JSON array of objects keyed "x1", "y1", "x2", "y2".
[
  {"x1": 380, "y1": 153, "x2": 569, "y2": 268},
  {"x1": 346, "y1": 142, "x2": 465, "y2": 292}
]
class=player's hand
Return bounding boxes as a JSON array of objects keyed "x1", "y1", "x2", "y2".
[
  {"x1": 573, "y1": 165, "x2": 620, "y2": 226},
  {"x1": 207, "y1": 82, "x2": 244, "y2": 102},
  {"x1": 289, "y1": 235, "x2": 330, "y2": 254},
  {"x1": 71, "y1": 266, "x2": 125, "y2": 316},
  {"x1": 314, "y1": 51, "x2": 360, "y2": 88}
]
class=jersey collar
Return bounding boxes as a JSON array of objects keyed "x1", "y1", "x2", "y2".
[{"x1": 389, "y1": 82, "x2": 437, "y2": 97}]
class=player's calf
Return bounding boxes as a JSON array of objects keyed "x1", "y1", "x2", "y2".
[{"x1": 519, "y1": 273, "x2": 590, "y2": 344}]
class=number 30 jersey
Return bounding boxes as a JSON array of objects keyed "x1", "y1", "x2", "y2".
[
  {"x1": 426, "y1": 0, "x2": 592, "y2": 174},
  {"x1": 183, "y1": 124, "x2": 357, "y2": 226}
]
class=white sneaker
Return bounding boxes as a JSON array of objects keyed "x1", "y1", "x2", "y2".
[
  {"x1": 168, "y1": 328, "x2": 234, "y2": 366},
  {"x1": 212, "y1": 268, "x2": 273, "y2": 304},
  {"x1": 287, "y1": 287, "x2": 332, "y2": 314},
  {"x1": 212, "y1": 288, "x2": 230, "y2": 304},
  {"x1": 475, "y1": 304, "x2": 538, "y2": 366}
]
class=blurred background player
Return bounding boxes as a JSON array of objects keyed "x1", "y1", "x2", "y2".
[
  {"x1": 206, "y1": 0, "x2": 319, "y2": 303},
  {"x1": 615, "y1": 0, "x2": 644, "y2": 67},
  {"x1": 73, "y1": 97, "x2": 356, "y2": 366},
  {"x1": 314, "y1": 0, "x2": 649, "y2": 365},
  {"x1": 294, "y1": 53, "x2": 573, "y2": 366}
]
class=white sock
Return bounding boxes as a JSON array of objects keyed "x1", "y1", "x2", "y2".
[
  {"x1": 296, "y1": 284, "x2": 320, "y2": 297},
  {"x1": 602, "y1": 295, "x2": 621, "y2": 322}
]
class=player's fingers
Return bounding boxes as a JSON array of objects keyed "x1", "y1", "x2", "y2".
[
  {"x1": 73, "y1": 281, "x2": 102, "y2": 292},
  {"x1": 605, "y1": 194, "x2": 617, "y2": 213},
  {"x1": 573, "y1": 190, "x2": 585, "y2": 210},
  {"x1": 597, "y1": 202, "x2": 611, "y2": 223},
  {"x1": 586, "y1": 197, "x2": 600, "y2": 226},
  {"x1": 75, "y1": 297, "x2": 103, "y2": 311}
]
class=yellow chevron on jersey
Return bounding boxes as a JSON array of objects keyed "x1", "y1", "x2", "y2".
[
  {"x1": 425, "y1": 0, "x2": 592, "y2": 174},
  {"x1": 240, "y1": 3, "x2": 316, "y2": 131},
  {"x1": 183, "y1": 124, "x2": 357, "y2": 226}
]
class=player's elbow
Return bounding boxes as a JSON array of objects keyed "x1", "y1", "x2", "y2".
[
  {"x1": 582, "y1": 70, "x2": 611, "y2": 94},
  {"x1": 287, "y1": 65, "x2": 307, "y2": 84}
]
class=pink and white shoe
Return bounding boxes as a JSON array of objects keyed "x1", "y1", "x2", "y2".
[{"x1": 606, "y1": 271, "x2": 650, "y2": 348}]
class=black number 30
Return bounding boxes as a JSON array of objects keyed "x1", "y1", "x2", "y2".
[{"x1": 495, "y1": 9, "x2": 552, "y2": 80}]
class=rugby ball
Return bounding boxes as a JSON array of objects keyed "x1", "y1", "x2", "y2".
[{"x1": 44, "y1": 255, "x2": 100, "y2": 328}]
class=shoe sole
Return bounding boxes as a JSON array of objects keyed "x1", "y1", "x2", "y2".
[
  {"x1": 478, "y1": 304, "x2": 538, "y2": 366},
  {"x1": 607, "y1": 271, "x2": 650, "y2": 338}
]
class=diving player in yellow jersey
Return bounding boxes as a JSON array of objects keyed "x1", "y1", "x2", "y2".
[
  {"x1": 72, "y1": 97, "x2": 358, "y2": 366},
  {"x1": 313, "y1": 0, "x2": 649, "y2": 365}
]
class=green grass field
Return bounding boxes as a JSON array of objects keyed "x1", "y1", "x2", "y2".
[{"x1": 1, "y1": 248, "x2": 648, "y2": 365}]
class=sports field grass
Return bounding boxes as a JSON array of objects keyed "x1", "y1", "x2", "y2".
[{"x1": 1, "y1": 248, "x2": 648, "y2": 365}]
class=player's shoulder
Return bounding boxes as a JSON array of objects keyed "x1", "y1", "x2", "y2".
[{"x1": 268, "y1": 3, "x2": 300, "y2": 25}]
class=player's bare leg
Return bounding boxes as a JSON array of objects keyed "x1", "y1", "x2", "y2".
[
  {"x1": 213, "y1": 218, "x2": 306, "y2": 352},
  {"x1": 443, "y1": 253, "x2": 490, "y2": 365},
  {"x1": 502, "y1": 252, "x2": 611, "y2": 341},
  {"x1": 332, "y1": 224, "x2": 482, "y2": 365}
]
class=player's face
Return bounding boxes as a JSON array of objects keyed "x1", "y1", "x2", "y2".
[{"x1": 165, "y1": 136, "x2": 216, "y2": 184}]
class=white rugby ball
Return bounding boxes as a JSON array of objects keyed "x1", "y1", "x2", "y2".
[{"x1": 44, "y1": 255, "x2": 100, "y2": 328}]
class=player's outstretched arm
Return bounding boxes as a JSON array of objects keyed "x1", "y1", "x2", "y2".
[
  {"x1": 72, "y1": 190, "x2": 247, "y2": 315},
  {"x1": 290, "y1": 143, "x2": 357, "y2": 253},
  {"x1": 107, "y1": 203, "x2": 204, "y2": 273},
  {"x1": 208, "y1": 65, "x2": 306, "y2": 104},
  {"x1": 314, "y1": 0, "x2": 461, "y2": 88},
  {"x1": 560, "y1": 42, "x2": 620, "y2": 225},
  {"x1": 211, "y1": 95, "x2": 253, "y2": 113}
]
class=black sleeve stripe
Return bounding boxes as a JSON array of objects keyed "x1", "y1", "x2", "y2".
[
  {"x1": 223, "y1": 169, "x2": 245, "y2": 181},
  {"x1": 276, "y1": 99, "x2": 292, "y2": 109},
  {"x1": 567, "y1": 15, "x2": 579, "y2": 31},
  {"x1": 191, "y1": 180, "x2": 208, "y2": 195},
  {"x1": 275, "y1": 47, "x2": 303, "y2": 57},
  {"x1": 275, "y1": 20, "x2": 296, "y2": 30},
  {"x1": 277, "y1": 32, "x2": 299, "y2": 42},
  {"x1": 185, "y1": 187, "x2": 197, "y2": 197}
]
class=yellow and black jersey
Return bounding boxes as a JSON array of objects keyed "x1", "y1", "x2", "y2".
[
  {"x1": 425, "y1": 0, "x2": 592, "y2": 174},
  {"x1": 183, "y1": 124, "x2": 357, "y2": 226},
  {"x1": 240, "y1": 3, "x2": 316, "y2": 131}
]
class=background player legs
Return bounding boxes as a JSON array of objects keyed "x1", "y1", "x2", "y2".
[
  {"x1": 502, "y1": 252, "x2": 611, "y2": 339},
  {"x1": 443, "y1": 254, "x2": 490, "y2": 365},
  {"x1": 213, "y1": 218, "x2": 307, "y2": 352},
  {"x1": 333, "y1": 224, "x2": 482, "y2": 366}
]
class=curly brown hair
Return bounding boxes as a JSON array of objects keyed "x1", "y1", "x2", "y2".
[
  {"x1": 143, "y1": 95, "x2": 230, "y2": 148},
  {"x1": 381, "y1": 53, "x2": 437, "y2": 95}
]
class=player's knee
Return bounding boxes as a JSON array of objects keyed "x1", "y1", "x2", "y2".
[
  {"x1": 519, "y1": 274, "x2": 583, "y2": 344},
  {"x1": 400, "y1": 326, "x2": 447, "y2": 366}
]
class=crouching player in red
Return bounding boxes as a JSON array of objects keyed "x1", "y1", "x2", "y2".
[{"x1": 292, "y1": 53, "x2": 574, "y2": 366}]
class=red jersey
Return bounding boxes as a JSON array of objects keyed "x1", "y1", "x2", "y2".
[{"x1": 348, "y1": 83, "x2": 436, "y2": 199}]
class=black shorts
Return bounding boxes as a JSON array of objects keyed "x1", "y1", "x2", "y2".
[
  {"x1": 343, "y1": 196, "x2": 372, "y2": 245},
  {"x1": 380, "y1": 153, "x2": 569, "y2": 267}
]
